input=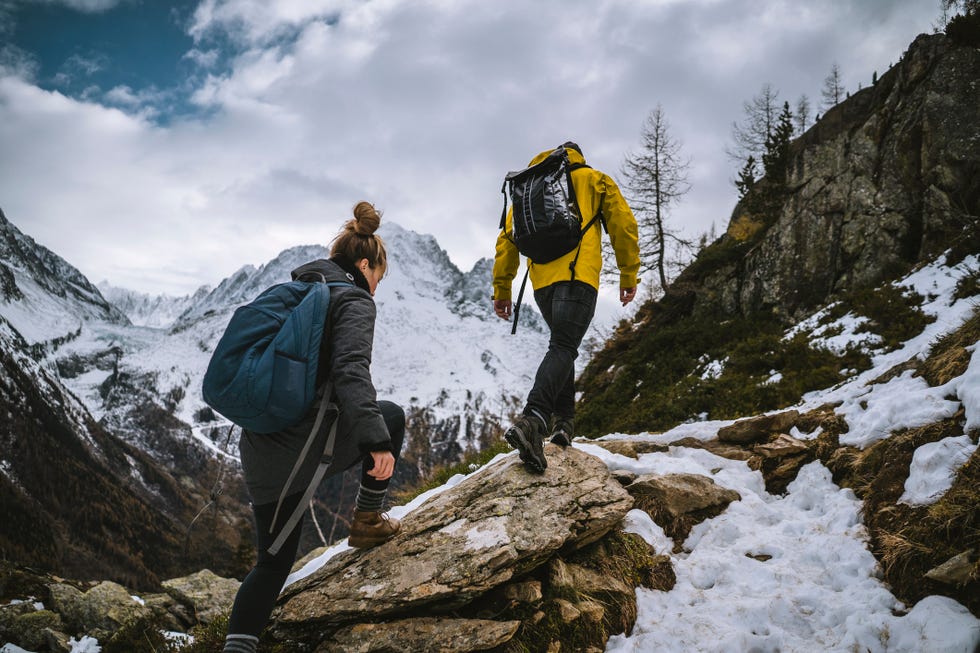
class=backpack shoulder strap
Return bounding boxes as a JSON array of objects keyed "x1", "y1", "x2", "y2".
[{"x1": 266, "y1": 380, "x2": 342, "y2": 555}]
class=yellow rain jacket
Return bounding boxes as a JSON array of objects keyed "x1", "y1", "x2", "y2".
[{"x1": 492, "y1": 146, "x2": 640, "y2": 300}]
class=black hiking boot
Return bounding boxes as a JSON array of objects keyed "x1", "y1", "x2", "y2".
[
  {"x1": 504, "y1": 414, "x2": 547, "y2": 473},
  {"x1": 550, "y1": 416, "x2": 574, "y2": 447}
]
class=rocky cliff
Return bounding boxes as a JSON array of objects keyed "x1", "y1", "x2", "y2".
[
  {"x1": 703, "y1": 32, "x2": 978, "y2": 320},
  {"x1": 576, "y1": 31, "x2": 980, "y2": 436}
]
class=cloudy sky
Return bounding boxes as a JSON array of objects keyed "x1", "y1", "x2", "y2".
[{"x1": 0, "y1": 0, "x2": 942, "y2": 298}]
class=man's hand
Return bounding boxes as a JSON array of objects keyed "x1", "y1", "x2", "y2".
[
  {"x1": 367, "y1": 451, "x2": 395, "y2": 481},
  {"x1": 620, "y1": 286, "x2": 637, "y2": 306},
  {"x1": 493, "y1": 299, "x2": 513, "y2": 320}
]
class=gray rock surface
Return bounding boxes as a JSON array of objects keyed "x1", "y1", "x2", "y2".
[
  {"x1": 316, "y1": 617, "x2": 521, "y2": 653},
  {"x1": 274, "y1": 445, "x2": 633, "y2": 634},
  {"x1": 161, "y1": 569, "x2": 241, "y2": 625}
]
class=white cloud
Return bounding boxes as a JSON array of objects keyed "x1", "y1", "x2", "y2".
[
  {"x1": 0, "y1": 0, "x2": 942, "y2": 305},
  {"x1": 183, "y1": 47, "x2": 221, "y2": 69}
]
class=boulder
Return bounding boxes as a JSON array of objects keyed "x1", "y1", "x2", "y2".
[
  {"x1": 548, "y1": 558, "x2": 633, "y2": 605},
  {"x1": 162, "y1": 569, "x2": 240, "y2": 625},
  {"x1": 611, "y1": 470, "x2": 639, "y2": 485},
  {"x1": 500, "y1": 580, "x2": 543, "y2": 604},
  {"x1": 668, "y1": 437, "x2": 756, "y2": 462},
  {"x1": 588, "y1": 440, "x2": 669, "y2": 458},
  {"x1": 273, "y1": 445, "x2": 633, "y2": 637},
  {"x1": 925, "y1": 549, "x2": 976, "y2": 587},
  {"x1": 717, "y1": 410, "x2": 800, "y2": 444},
  {"x1": 754, "y1": 433, "x2": 809, "y2": 458},
  {"x1": 5, "y1": 609, "x2": 63, "y2": 651},
  {"x1": 47, "y1": 580, "x2": 150, "y2": 636},
  {"x1": 626, "y1": 473, "x2": 741, "y2": 544},
  {"x1": 142, "y1": 592, "x2": 196, "y2": 631}
]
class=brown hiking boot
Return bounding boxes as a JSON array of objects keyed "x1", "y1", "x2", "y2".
[{"x1": 349, "y1": 510, "x2": 401, "y2": 548}]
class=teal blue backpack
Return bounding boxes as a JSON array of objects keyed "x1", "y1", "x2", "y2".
[{"x1": 202, "y1": 277, "x2": 350, "y2": 433}]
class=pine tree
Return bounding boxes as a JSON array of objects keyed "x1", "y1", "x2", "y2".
[
  {"x1": 619, "y1": 104, "x2": 693, "y2": 292},
  {"x1": 762, "y1": 101, "x2": 794, "y2": 185},
  {"x1": 735, "y1": 156, "x2": 757, "y2": 200}
]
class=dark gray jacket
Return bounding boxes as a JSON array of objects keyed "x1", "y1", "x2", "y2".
[{"x1": 239, "y1": 258, "x2": 391, "y2": 505}]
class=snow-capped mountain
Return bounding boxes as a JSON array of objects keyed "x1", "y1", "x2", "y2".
[
  {"x1": 1, "y1": 212, "x2": 548, "y2": 481},
  {"x1": 97, "y1": 282, "x2": 211, "y2": 329},
  {"x1": 163, "y1": 223, "x2": 549, "y2": 459}
]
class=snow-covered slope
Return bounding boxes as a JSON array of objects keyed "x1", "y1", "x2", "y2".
[{"x1": 0, "y1": 208, "x2": 129, "y2": 345}]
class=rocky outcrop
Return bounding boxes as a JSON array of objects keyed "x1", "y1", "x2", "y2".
[
  {"x1": 703, "y1": 33, "x2": 980, "y2": 320},
  {"x1": 272, "y1": 445, "x2": 636, "y2": 648}
]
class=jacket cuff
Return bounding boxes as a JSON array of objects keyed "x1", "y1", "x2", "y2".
[
  {"x1": 619, "y1": 273, "x2": 638, "y2": 289},
  {"x1": 492, "y1": 285, "x2": 512, "y2": 301},
  {"x1": 356, "y1": 415, "x2": 392, "y2": 454}
]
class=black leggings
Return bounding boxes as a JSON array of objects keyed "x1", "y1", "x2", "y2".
[{"x1": 227, "y1": 400, "x2": 405, "y2": 637}]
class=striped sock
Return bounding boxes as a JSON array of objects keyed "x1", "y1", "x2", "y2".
[
  {"x1": 223, "y1": 633, "x2": 259, "y2": 653},
  {"x1": 355, "y1": 484, "x2": 387, "y2": 512}
]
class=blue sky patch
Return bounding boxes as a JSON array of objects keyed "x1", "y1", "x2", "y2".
[{"x1": 7, "y1": 0, "x2": 226, "y2": 119}]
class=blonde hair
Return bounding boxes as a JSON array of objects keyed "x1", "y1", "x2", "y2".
[{"x1": 330, "y1": 201, "x2": 388, "y2": 277}]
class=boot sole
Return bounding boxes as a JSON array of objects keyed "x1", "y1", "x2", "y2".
[
  {"x1": 349, "y1": 534, "x2": 397, "y2": 549},
  {"x1": 505, "y1": 426, "x2": 547, "y2": 473}
]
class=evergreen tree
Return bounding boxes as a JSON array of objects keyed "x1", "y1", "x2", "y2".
[
  {"x1": 619, "y1": 104, "x2": 693, "y2": 292},
  {"x1": 821, "y1": 63, "x2": 844, "y2": 111},
  {"x1": 762, "y1": 102, "x2": 794, "y2": 185},
  {"x1": 735, "y1": 156, "x2": 757, "y2": 200}
]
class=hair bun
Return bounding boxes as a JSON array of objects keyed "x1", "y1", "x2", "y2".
[{"x1": 351, "y1": 201, "x2": 382, "y2": 236}]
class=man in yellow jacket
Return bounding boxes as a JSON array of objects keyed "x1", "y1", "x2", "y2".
[{"x1": 493, "y1": 141, "x2": 640, "y2": 472}]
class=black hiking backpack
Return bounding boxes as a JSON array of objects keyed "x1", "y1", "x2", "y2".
[
  {"x1": 500, "y1": 144, "x2": 601, "y2": 264},
  {"x1": 500, "y1": 143, "x2": 604, "y2": 334}
]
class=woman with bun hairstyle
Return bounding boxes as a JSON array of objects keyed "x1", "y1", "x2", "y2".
[{"x1": 223, "y1": 201, "x2": 404, "y2": 653}]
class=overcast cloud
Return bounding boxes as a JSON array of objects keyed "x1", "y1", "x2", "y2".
[{"x1": 0, "y1": 0, "x2": 941, "y2": 299}]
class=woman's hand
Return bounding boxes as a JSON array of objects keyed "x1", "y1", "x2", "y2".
[{"x1": 367, "y1": 450, "x2": 396, "y2": 481}]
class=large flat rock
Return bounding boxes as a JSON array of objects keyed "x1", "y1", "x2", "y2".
[{"x1": 274, "y1": 445, "x2": 633, "y2": 633}]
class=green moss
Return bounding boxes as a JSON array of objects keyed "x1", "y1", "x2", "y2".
[
  {"x1": 846, "y1": 285, "x2": 934, "y2": 349},
  {"x1": 499, "y1": 532, "x2": 669, "y2": 653},
  {"x1": 953, "y1": 268, "x2": 980, "y2": 301},
  {"x1": 102, "y1": 620, "x2": 180, "y2": 653},
  {"x1": 576, "y1": 309, "x2": 869, "y2": 438},
  {"x1": 177, "y1": 614, "x2": 229, "y2": 653},
  {"x1": 685, "y1": 236, "x2": 747, "y2": 280}
]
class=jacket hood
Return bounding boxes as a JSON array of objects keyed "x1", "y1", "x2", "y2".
[
  {"x1": 291, "y1": 258, "x2": 367, "y2": 290},
  {"x1": 529, "y1": 145, "x2": 587, "y2": 167}
]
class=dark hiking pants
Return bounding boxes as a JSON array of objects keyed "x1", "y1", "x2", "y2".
[
  {"x1": 227, "y1": 400, "x2": 405, "y2": 638},
  {"x1": 524, "y1": 281, "x2": 598, "y2": 422}
]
